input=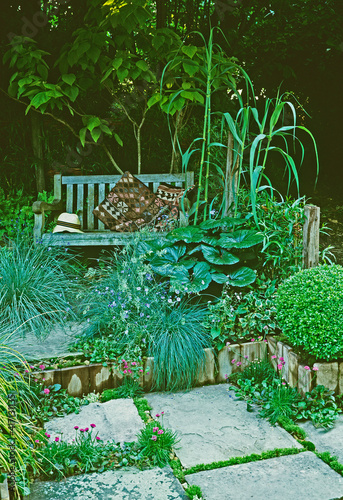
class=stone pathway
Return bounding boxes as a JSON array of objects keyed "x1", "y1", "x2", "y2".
[
  {"x1": 26, "y1": 385, "x2": 343, "y2": 500},
  {"x1": 145, "y1": 384, "x2": 301, "y2": 468}
]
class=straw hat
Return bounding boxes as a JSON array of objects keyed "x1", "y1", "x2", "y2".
[{"x1": 53, "y1": 213, "x2": 83, "y2": 233}]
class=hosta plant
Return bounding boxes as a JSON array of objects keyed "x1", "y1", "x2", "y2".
[{"x1": 137, "y1": 217, "x2": 263, "y2": 293}]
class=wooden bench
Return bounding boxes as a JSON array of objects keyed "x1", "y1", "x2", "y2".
[{"x1": 32, "y1": 172, "x2": 194, "y2": 246}]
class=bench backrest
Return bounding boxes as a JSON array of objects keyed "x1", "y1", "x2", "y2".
[{"x1": 54, "y1": 172, "x2": 194, "y2": 231}]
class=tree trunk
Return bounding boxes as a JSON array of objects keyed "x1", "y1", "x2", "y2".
[
  {"x1": 170, "y1": 109, "x2": 184, "y2": 174},
  {"x1": 224, "y1": 131, "x2": 239, "y2": 217},
  {"x1": 156, "y1": 0, "x2": 167, "y2": 28},
  {"x1": 31, "y1": 112, "x2": 46, "y2": 193}
]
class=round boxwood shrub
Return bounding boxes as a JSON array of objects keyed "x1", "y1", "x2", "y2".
[{"x1": 275, "y1": 264, "x2": 343, "y2": 361}]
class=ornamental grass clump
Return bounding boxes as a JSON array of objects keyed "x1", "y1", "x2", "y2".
[
  {"x1": 276, "y1": 264, "x2": 343, "y2": 361},
  {"x1": 0, "y1": 239, "x2": 78, "y2": 337}
]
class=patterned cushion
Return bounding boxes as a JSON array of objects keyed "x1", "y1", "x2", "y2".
[
  {"x1": 154, "y1": 183, "x2": 196, "y2": 229},
  {"x1": 93, "y1": 171, "x2": 165, "y2": 232}
]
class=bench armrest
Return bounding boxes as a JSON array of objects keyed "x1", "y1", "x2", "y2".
[
  {"x1": 32, "y1": 199, "x2": 64, "y2": 244},
  {"x1": 32, "y1": 199, "x2": 64, "y2": 214}
]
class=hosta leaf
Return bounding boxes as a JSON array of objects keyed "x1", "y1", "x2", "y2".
[
  {"x1": 199, "y1": 217, "x2": 245, "y2": 231},
  {"x1": 201, "y1": 246, "x2": 239, "y2": 266},
  {"x1": 211, "y1": 273, "x2": 230, "y2": 284},
  {"x1": 226, "y1": 267, "x2": 256, "y2": 287},
  {"x1": 166, "y1": 226, "x2": 205, "y2": 243},
  {"x1": 218, "y1": 230, "x2": 264, "y2": 249},
  {"x1": 201, "y1": 236, "x2": 220, "y2": 246},
  {"x1": 150, "y1": 245, "x2": 186, "y2": 267},
  {"x1": 190, "y1": 262, "x2": 212, "y2": 291}
]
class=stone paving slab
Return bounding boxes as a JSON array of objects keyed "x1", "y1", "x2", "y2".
[
  {"x1": 26, "y1": 467, "x2": 188, "y2": 500},
  {"x1": 299, "y1": 415, "x2": 343, "y2": 464},
  {"x1": 45, "y1": 399, "x2": 144, "y2": 444},
  {"x1": 145, "y1": 384, "x2": 302, "y2": 468},
  {"x1": 186, "y1": 452, "x2": 343, "y2": 500}
]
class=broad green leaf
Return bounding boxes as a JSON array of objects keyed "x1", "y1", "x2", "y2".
[
  {"x1": 90, "y1": 127, "x2": 101, "y2": 143},
  {"x1": 182, "y1": 61, "x2": 199, "y2": 77},
  {"x1": 191, "y1": 262, "x2": 212, "y2": 291},
  {"x1": 202, "y1": 246, "x2": 239, "y2": 266},
  {"x1": 218, "y1": 230, "x2": 264, "y2": 249},
  {"x1": 182, "y1": 81, "x2": 192, "y2": 90},
  {"x1": 117, "y1": 67, "x2": 129, "y2": 82},
  {"x1": 211, "y1": 273, "x2": 230, "y2": 284},
  {"x1": 37, "y1": 64, "x2": 48, "y2": 80},
  {"x1": 136, "y1": 60, "x2": 149, "y2": 71},
  {"x1": 199, "y1": 216, "x2": 245, "y2": 231},
  {"x1": 150, "y1": 245, "x2": 186, "y2": 266},
  {"x1": 62, "y1": 74, "x2": 76, "y2": 86},
  {"x1": 63, "y1": 85, "x2": 79, "y2": 102},
  {"x1": 18, "y1": 77, "x2": 33, "y2": 87},
  {"x1": 182, "y1": 45, "x2": 197, "y2": 58},
  {"x1": 100, "y1": 123, "x2": 112, "y2": 135},
  {"x1": 152, "y1": 35, "x2": 165, "y2": 51},
  {"x1": 166, "y1": 226, "x2": 205, "y2": 243},
  {"x1": 87, "y1": 116, "x2": 101, "y2": 131},
  {"x1": 180, "y1": 90, "x2": 195, "y2": 101},
  {"x1": 79, "y1": 127, "x2": 87, "y2": 147},
  {"x1": 101, "y1": 67, "x2": 114, "y2": 82},
  {"x1": 147, "y1": 93, "x2": 161, "y2": 108},
  {"x1": 114, "y1": 133, "x2": 123, "y2": 146},
  {"x1": 112, "y1": 57, "x2": 123, "y2": 70},
  {"x1": 226, "y1": 267, "x2": 256, "y2": 287},
  {"x1": 30, "y1": 91, "x2": 51, "y2": 108},
  {"x1": 88, "y1": 47, "x2": 101, "y2": 64}
]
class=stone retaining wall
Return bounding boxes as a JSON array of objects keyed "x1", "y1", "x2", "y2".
[{"x1": 32, "y1": 338, "x2": 343, "y2": 397}]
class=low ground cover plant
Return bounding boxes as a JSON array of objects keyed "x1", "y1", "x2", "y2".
[
  {"x1": 206, "y1": 277, "x2": 277, "y2": 349},
  {"x1": 227, "y1": 352, "x2": 341, "y2": 428},
  {"x1": 276, "y1": 264, "x2": 343, "y2": 361}
]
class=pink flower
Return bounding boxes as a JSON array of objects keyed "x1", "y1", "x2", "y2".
[
  {"x1": 277, "y1": 364, "x2": 283, "y2": 370},
  {"x1": 45, "y1": 432, "x2": 50, "y2": 438},
  {"x1": 282, "y1": 382, "x2": 286, "y2": 385},
  {"x1": 251, "y1": 338, "x2": 255, "y2": 342},
  {"x1": 128, "y1": 369, "x2": 132, "y2": 374},
  {"x1": 55, "y1": 437, "x2": 59, "y2": 442},
  {"x1": 131, "y1": 362, "x2": 136, "y2": 366},
  {"x1": 161, "y1": 411, "x2": 164, "y2": 415},
  {"x1": 80, "y1": 429, "x2": 85, "y2": 432},
  {"x1": 224, "y1": 374, "x2": 229, "y2": 379},
  {"x1": 157, "y1": 429, "x2": 164, "y2": 435},
  {"x1": 155, "y1": 414, "x2": 161, "y2": 418},
  {"x1": 43, "y1": 388, "x2": 50, "y2": 394},
  {"x1": 304, "y1": 366, "x2": 310, "y2": 371},
  {"x1": 271, "y1": 355, "x2": 277, "y2": 359},
  {"x1": 313, "y1": 366, "x2": 319, "y2": 371},
  {"x1": 139, "y1": 369, "x2": 143, "y2": 373},
  {"x1": 25, "y1": 369, "x2": 29, "y2": 373},
  {"x1": 279, "y1": 357, "x2": 284, "y2": 362},
  {"x1": 151, "y1": 435, "x2": 157, "y2": 441},
  {"x1": 96, "y1": 436, "x2": 101, "y2": 441},
  {"x1": 74, "y1": 426, "x2": 79, "y2": 430},
  {"x1": 236, "y1": 362, "x2": 242, "y2": 367},
  {"x1": 244, "y1": 355, "x2": 249, "y2": 359},
  {"x1": 39, "y1": 365, "x2": 45, "y2": 371},
  {"x1": 90, "y1": 424, "x2": 96, "y2": 428},
  {"x1": 84, "y1": 428, "x2": 89, "y2": 432},
  {"x1": 153, "y1": 427, "x2": 159, "y2": 432},
  {"x1": 123, "y1": 370, "x2": 127, "y2": 374},
  {"x1": 30, "y1": 365, "x2": 34, "y2": 369},
  {"x1": 231, "y1": 359, "x2": 236, "y2": 364},
  {"x1": 35, "y1": 439, "x2": 40, "y2": 443},
  {"x1": 264, "y1": 339, "x2": 268, "y2": 343}
]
